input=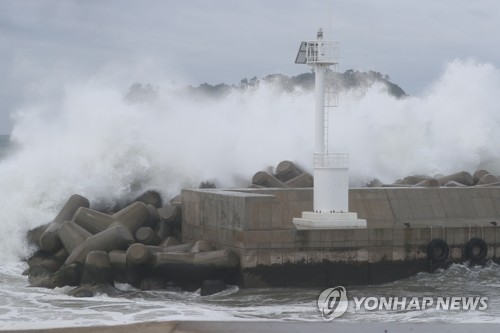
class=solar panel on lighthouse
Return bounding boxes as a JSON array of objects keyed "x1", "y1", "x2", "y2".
[{"x1": 294, "y1": 42, "x2": 308, "y2": 64}]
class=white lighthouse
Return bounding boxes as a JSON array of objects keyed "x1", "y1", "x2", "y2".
[{"x1": 293, "y1": 28, "x2": 366, "y2": 229}]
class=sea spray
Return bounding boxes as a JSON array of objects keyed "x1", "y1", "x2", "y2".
[
  {"x1": 1, "y1": 59, "x2": 500, "y2": 261},
  {"x1": 0, "y1": 80, "x2": 314, "y2": 261},
  {"x1": 334, "y1": 59, "x2": 500, "y2": 184}
]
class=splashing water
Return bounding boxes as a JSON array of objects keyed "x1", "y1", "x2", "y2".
[
  {"x1": 1, "y1": 261, "x2": 500, "y2": 329},
  {"x1": 0, "y1": 59, "x2": 500, "y2": 262}
]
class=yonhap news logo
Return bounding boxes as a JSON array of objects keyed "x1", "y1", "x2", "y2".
[
  {"x1": 317, "y1": 286, "x2": 488, "y2": 320},
  {"x1": 317, "y1": 286, "x2": 349, "y2": 320}
]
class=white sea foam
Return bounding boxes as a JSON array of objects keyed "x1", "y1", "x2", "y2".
[{"x1": 0, "y1": 263, "x2": 316, "y2": 329}]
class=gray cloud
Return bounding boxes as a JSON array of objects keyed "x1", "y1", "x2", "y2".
[{"x1": 1, "y1": 0, "x2": 499, "y2": 133}]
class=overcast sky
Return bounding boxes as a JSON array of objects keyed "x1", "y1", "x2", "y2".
[{"x1": 0, "y1": 0, "x2": 499, "y2": 133}]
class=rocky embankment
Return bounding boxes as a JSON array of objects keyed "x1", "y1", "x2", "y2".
[
  {"x1": 250, "y1": 160, "x2": 500, "y2": 189},
  {"x1": 370, "y1": 169, "x2": 500, "y2": 188},
  {"x1": 25, "y1": 191, "x2": 239, "y2": 297}
]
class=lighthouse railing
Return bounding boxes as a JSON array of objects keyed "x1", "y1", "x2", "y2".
[
  {"x1": 306, "y1": 41, "x2": 339, "y2": 64},
  {"x1": 313, "y1": 152, "x2": 349, "y2": 169}
]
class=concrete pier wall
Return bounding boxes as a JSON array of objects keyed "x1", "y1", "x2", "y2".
[{"x1": 182, "y1": 187, "x2": 500, "y2": 287}]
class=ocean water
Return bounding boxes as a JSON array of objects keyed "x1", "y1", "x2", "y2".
[
  {"x1": 1, "y1": 261, "x2": 499, "y2": 330},
  {"x1": 2, "y1": 60, "x2": 500, "y2": 329}
]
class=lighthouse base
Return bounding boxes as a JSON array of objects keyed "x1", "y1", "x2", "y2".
[{"x1": 292, "y1": 211, "x2": 367, "y2": 230}]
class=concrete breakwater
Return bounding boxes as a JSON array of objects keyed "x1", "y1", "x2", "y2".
[
  {"x1": 183, "y1": 186, "x2": 500, "y2": 287},
  {"x1": 25, "y1": 193, "x2": 240, "y2": 297},
  {"x1": 183, "y1": 162, "x2": 500, "y2": 288},
  {"x1": 24, "y1": 160, "x2": 500, "y2": 293}
]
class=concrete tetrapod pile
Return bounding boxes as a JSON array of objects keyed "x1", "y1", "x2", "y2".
[
  {"x1": 25, "y1": 193, "x2": 240, "y2": 297},
  {"x1": 252, "y1": 160, "x2": 313, "y2": 188},
  {"x1": 250, "y1": 161, "x2": 500, "y2": 189},
  {"x1": 383, "y1": 169, "x2": 500, "y2": 188}
]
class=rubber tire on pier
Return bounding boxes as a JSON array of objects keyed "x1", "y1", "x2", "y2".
[
  {"x1": 465, "y1": 238, "x2": 488, "y2": 263},
  {"x1": 427, "y1": 239, "x2": 449, "y2": 263}
]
